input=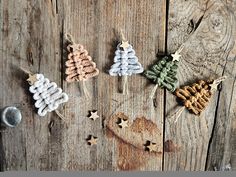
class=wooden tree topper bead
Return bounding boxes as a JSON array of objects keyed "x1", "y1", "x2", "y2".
[
  {"x1": 145, "y1": 141, "x2": 158, "y2": 152},
  {"x1": 118, "y1": 118, "x2": 129, "y2": 128},
  {"x1": 88, "y1": 110, "x2": 99, "y2": 121},
  {"x1": 27, "y1": 74, "x2": 38, "y2": 85},
  {"x1": 87, "y1": 135, "x2": 98, "y2": 146},
  {"x1": 120, "y1": 40, "x2": 129, "y2": 50},
  {"x1": 171, "y1": 51, "x2": 181, "y2": 62}
]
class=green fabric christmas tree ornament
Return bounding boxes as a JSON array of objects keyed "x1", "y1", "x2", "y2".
[
  {"x1": 144, "y1": 55, "x2": 179, "y2": 92},
  {"x1": 144, "y1": 50, "x2": 181, "y2": 99}
]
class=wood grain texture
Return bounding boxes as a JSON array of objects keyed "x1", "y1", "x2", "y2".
[
  {"x1": 0, "y1": 0, "x2": 166, "y2": 171},
  {"x1": 0, "y1": 0, "x2": 62, "y2": 171},
  {"x1": 61, "y1": 0, "x2": 166, "y2": 171},
  {"x1": 206, "y1": 0, "x2": 236, "y2": 171},
  {"x1": 0, "y1": 0, "x2": 235, "y2": 171},
  {"x1": 164, "y1": 0, "x2": 236, "y2": 171}
]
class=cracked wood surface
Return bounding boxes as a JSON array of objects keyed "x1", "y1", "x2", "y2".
[
  {"x1": 165, "y1": 0, "x2": 236, "y2": 171},
  {"x1": 0, "y1": 0, "x2": 235, "y2": 171}
]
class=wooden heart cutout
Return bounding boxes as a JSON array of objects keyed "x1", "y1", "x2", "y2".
[
  {"x1": 106, "y1": 112, "x2": 162, "y2": 153},
  {"x1": 106, "y1": 112, "x2": 163, "y2": 170}
]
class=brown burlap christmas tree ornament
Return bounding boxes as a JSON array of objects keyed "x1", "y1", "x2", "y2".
[
  {"x1": 175, "y1": 79, "x2": 212, "y2": 115},
  {"x1": 65, "y1": 34, "x2": 99, "y2": 83},
  {"x1": 168, "y1": 76, "x2": 226, "y2": 122},
  {"x1": 175, "y1": 76, "x2": 226, "y2": 115}
]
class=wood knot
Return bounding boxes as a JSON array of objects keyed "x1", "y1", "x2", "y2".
[{"x1": 209, "y1": 14, "x2": 224, "y2": 33}]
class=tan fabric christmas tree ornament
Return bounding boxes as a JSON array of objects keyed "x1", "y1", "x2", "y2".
[
  {"x1": 65, "y1": 34, "x2": 99, "y2": 83},
  {"x1": 174, "y1": 76, "x2": 226, "y2": 115}
]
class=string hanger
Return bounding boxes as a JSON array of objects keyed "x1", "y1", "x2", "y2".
[
  {"x1": 21, "y1": 67, "x2": 33, "y2": 76},
  {"x1": 120, "y1": 29, "x2": 128, "y2": 95},
  {"x1": 175, "y1": 42, "x2": 185, "y2": 55},
  {"x1": 120, "y1": 29, "x2": 127, "y2": 42},
  {"x1": 65, "y1": 33, "x2": 76, "y2": 44},
  {"x1": 119, "y1": 29, "x2": 130, "y2": 52},
  {"x1": 120, "y1": 29, "x2": 126, "y2": 95},
  {"x1": 170, "y1": 28, "x2": 196, "y2": 62},
  {"x1": 209, "y1": 76, "x2": 227, "y2": 92}
]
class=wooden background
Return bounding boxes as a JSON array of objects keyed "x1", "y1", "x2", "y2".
[{"x1": 0, "y1": 0, "x2": 236, "y2": 171}]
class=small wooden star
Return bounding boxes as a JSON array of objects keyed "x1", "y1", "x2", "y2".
[
  {"x1": 88, "y1": 110, "x2": 99, "y2": 121},
  {"x1": 120, "y1": 40, "x2": 129, "y2": 50},
  {"x1": 118, "y1": 118, "x2": 129, "y2": 128},
  {"x1": 87, "y1": 135, "x2": 98, "y2": 146},
  {"x1": 27, "y1": 74, "x2": 38, "y2": 85},
  {"x1": 171, "y1": 52, "x2": 181, "y2": 62},
  {"x1": 146, "y1": 141, "x2": 158, "y2": 152},
  {"x1": 209, "y1": 81, "x2": 219, "y2": 92}
]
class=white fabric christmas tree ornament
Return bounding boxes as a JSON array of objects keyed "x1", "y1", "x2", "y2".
[
  {"x1": 29, "y1": 74, "x2": 69, "y2": 117},
  {"x1": 109, "y1": 44, "x2": 143, "y2": 76}
]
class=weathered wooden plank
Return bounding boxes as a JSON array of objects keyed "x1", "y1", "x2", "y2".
[
  {"x1": 0, "y1": 0, "x2": 63, "y2": 171},
  {"x1": 61, "y1": 0, "x2": 166, "y2": 171},
  {"x1": 206, "y1": 1, "x2": 236, "y2": 170},
  {"x1": 0, "y1": 0, "x2": 30, "y2": 170},
  {"x1": 164, "y1": 0, "x2": 236, "y2": 171},
  {"x1": 1, "y1": 0, "x2": 235, "y2": 171},
  {"x1": 0, "y1": 0, "x2": 167, "y2": 171},
  {"x1": 206, "y1": 43, "x2": 236, "y2": 171}
]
